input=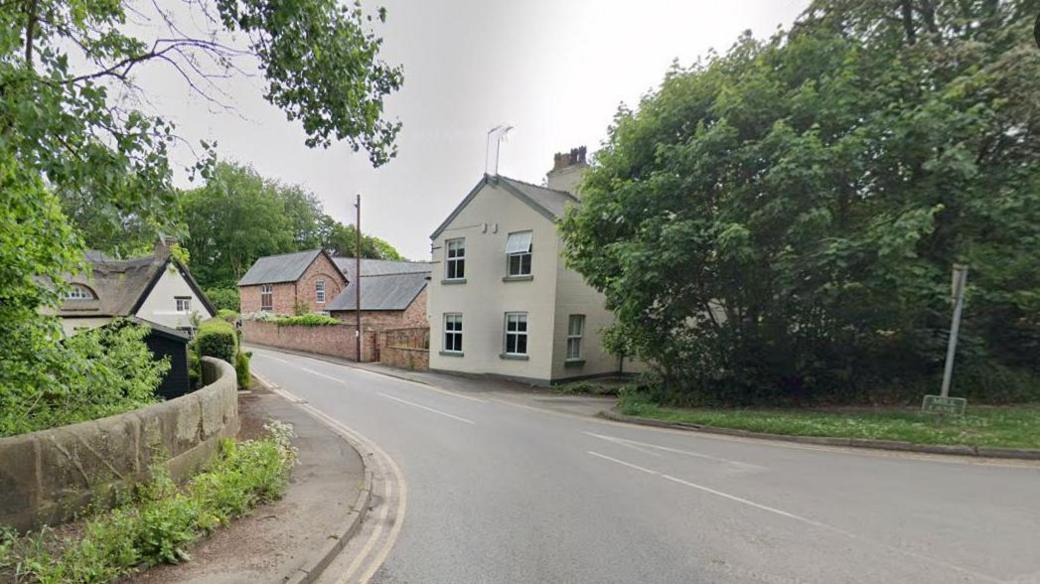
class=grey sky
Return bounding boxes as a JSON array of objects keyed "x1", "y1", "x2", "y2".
[{"x1": 143, "y1": 0, "x2": 808, "y2": 260}]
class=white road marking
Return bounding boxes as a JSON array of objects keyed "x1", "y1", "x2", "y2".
[
  {"x1": 584, "y1": 431, "x2": 765, "y2": 470},
  {"x1": 587, "y1": 450, "x2": 1002, "y2": 583},
  {"x1": 378, "y1": 392, "x2": 476, "y2": 425}
]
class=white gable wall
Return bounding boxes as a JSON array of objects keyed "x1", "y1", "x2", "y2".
[{"x1": 135, "y1": 263, "x2": 213, "y2": 330}]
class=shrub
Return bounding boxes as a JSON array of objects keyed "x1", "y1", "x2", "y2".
[
  {"x1": 273, "y1": 314, "x2": 340, "y2": 327},
  {"x1": 235, "y1": 351, "x2": 252, "y2": 389},
  {"x1": 2, "y1": 422, "x2": 297, "y2": 582},
  {"x1": 194, "y1": 319, "x2": 238, "y2": 365},
  {"x1": 216, "y1": 309, "x2": 239, "y2": 323},
  {"x1": 0, "y1": 320, "x2": 169, "y2": 437},
  {"x1": 204, "y1": 288, "x2": 240, "y2": 313}
]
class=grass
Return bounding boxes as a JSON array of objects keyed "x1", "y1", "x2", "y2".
[
  {"x1": 0, "y1": 421, "x2": 297, "y2": 584},
  {"x1": 617, "y1": 394, "x2": 1040, "y2": 449},
  {"x1": 553, "y1": 377, "x2": 629, "y2": 397}
]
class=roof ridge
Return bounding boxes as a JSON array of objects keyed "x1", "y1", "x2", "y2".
[
  {"x1": 496, "y1": 175, "x2": 578, "y2": 200},
  {"x1": 256, "y1": 248, "x2": 322, "y2": 260}
]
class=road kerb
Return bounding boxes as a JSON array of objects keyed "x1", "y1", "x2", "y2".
[
  {"x1": 251, "y1": 374, "x2": 376, "y2": 584},
  {"x1": 597, "y1": 409, "x2": 1040, "y2": 461}
]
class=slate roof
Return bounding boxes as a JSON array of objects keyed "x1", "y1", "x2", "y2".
[
  {"x1": 237, "y1": 249, "x2": 323, "y2": 286},
  {"x1": 54, "y1": 252, "x2": 215, "y2": 318},
  {"x1": 430, "y1": 174, "x2": 579, "y2": 240},
  {"x1": 332, "y1": 258, "x2": 434, "y2": 283},
  {"x1": 326, "y1": 271, "x2": 429, "y2": 311}
]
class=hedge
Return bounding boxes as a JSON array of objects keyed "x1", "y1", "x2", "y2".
[{"x1": 195, "y1": 319, "x2": 237, "y2": 365}]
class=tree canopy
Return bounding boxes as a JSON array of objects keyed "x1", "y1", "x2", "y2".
[
  {"x1": 181, "y1": 161, "x2": 403, "y2": 290},
  {"x1": 561, "y1": 0, "x2": 1040, "y2": 405}
]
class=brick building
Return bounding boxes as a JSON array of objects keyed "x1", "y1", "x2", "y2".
[
  {"x1": 238, "y1": 249, "x2": 346, "y2": 314},
  {"x1": 326, "y1": 268, "x2": 430, "y2": 330}
]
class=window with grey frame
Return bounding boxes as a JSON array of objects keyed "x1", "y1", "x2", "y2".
[
  {"x1": 260, "y1": 284, "x2": 273, "y2": 311},
  {"x1": 315, "y1": 279, "x2": 326, "y2": 303},
  {"x1": 175, "y1": 296, "x2": 191, "y2": 312},
  {"x1": 445, "y1": 238, "x2": 465, "y2": 280},
  {"x1": 566, "y1": 314, "x2": 585, "y2": 360},
  {"x1": 504, "y1": 312, "x2": 528, "y2": 355},
  {"x1": 444, "y1": 313, "x2": 463, "y2": 353},
  {"x1": 505, "y1": 231, "x2": 532, "y2": 276}
]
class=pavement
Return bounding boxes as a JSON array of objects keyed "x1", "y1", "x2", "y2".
[
  {"x1": 129, "y1": 385, "x2": 368, "y2": 584},
  {"x1": 248, "y1": 345, "x2": 1040, "y2": 584}
]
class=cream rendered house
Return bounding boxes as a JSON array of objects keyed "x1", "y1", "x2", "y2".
[{"x1": 428, "y1": 148, "x2": 640, "y2": 385}]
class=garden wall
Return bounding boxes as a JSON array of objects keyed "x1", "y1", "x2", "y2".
[
  {"x1": 242, "y1": 320, "x2": 377, "y2": 362},
  {"x1": 0, "y1": 357, "x2": 239, "y2": 532},
  {"x1": 377, "y1": 327, "x2": 429, "y2": 371}
]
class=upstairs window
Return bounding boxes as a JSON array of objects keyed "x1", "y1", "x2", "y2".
[
  {"x1": 444, "y1": 313, "x2": 463, "y2": 353},
  {"x1": 505, "y1": 231, "x2": 532, "y2": 277},
  {"x1": 504, "y1": 312, "x2": 528, "y2": 355},
  {"x1": 175, "y1": 297, "x2": 191, "y2": 312},
  {"x1": 260, "y1": 284, "x2": 273, "y2": 311},
  {"x1": 315, "y1": 279, "x2": 326, "y2": 304},
  {"x1": 445, "y1": 238, "x2": 465, "y2": 280},
  {"x1": 64, "y1": 284, "x2": 95, "y2": 300},
  {"x1": 566, "y1": 315, "x2": 585, "y2": 360}
]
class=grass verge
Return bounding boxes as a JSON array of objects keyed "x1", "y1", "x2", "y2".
[
  {"x1": 0, "y1": 421, "x2": 297, "y2": 583},
  {"x1": 617, "y1": 394, "x2": 1040, "y2": 449}
]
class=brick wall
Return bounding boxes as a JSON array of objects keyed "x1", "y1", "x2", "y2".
[
  {"x1": 240, "y1": 282, "x2": 295, "y2": 314},
  {"x1": 243, "y1": 320, "x2": 376, "y2": 362},
  {"x1": 238, "y1": 253, "x2": 348, "y2": 315},
  {"x1": 380, "y1": 346, "x2": 429, "y2": 370}
]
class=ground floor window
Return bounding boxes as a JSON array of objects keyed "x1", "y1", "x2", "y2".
[
  {"x1": 504, "y1": 312, "x2": 528, "y2": 355},
  {"x1": 260, "y1": 284, "x2": 273, "y2": 311},
  {"x1": 566, "y1": 314, "x2": 585, "y2": 360},
  {"x1": 444, "y1": 313, "x2": 463, "y2": 353}
]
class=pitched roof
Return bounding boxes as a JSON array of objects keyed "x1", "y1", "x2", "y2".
[
  {"x1": 430, "y1": 174, "x2": 579, "y2": 240},
  {"x1": 237, "y1": 249, "x2": 324, "y2": 286},
  {"x1": 54, "y1": 253, "x2": 215, "y2": 318},
  {"x1": 332, "y1": 257, "x2": 433, "y2": 283},
  {"x1": 326, "y1": 271, "x2": 429, "y2": 311}
]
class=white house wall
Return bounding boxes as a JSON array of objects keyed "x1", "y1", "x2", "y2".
[
  {"x1": 428, "y1": 182, "x2": 561, "y2": 382},
  {"x1": 134, "y1": 264, "x2": 213, "y2": 330}
]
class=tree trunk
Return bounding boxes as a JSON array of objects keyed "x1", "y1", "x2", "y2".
[{"x1": 899, "y1": 0, "x2": 916, "y2": 45}]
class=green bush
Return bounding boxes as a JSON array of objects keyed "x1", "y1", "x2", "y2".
[
  {"x1": 0, "y1": 320, "x2": 169, "y2": 437},
  {"x1": 272, "y1": 314, "x2": 340, "y2": 327},
  {"x1": 195, "y1": 319, "x2": 238, "y2": 365},
  {"x1": 204, "y1": 288, "x2": 240, "y2": 313},
  {"x1": 216, "y1": 309, "x2": 239, "y2": 323},
  {"x1": 2, "y1": 422, "x2": 298, "y2": 583},
  {"x1": 235, "y1": 351, "x2": 252, "y2": 390}
]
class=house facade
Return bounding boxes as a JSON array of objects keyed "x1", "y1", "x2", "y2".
[
  {"x1": 238, "y1": 249, "x2": 347, "y2": 314},
  {"x1": 427, "y1": 147, "x2": 640, "y2": 385},
  {"x1": 50, "y1": 240, "x2": 216, "y2": 336}
]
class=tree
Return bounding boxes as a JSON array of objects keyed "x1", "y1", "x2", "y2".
[
  {"x1": 560, "y1": 0, "x2": 1040, "y2": 405},
  {"x1": 181, "y1": 161, "x2": 404, "y2": 290}
]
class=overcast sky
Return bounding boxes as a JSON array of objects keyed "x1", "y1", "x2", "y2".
[{"x1": 139, "y1": 0, "x2": 809, "y2": 260}]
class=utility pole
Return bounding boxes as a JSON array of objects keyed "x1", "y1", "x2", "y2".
[
  {"x1": 354, "y1": 194, "x2": 362, "y2": 362},
  {"x1": 940, "y1": 264, "x2": 969, "y2": 398}
]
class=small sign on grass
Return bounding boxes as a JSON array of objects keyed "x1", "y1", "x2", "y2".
[{"x1": 921, "y1": 395, "x2": 967, "y2": 416}]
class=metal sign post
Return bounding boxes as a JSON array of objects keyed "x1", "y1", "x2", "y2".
[{"x1": 923, "y1": 264, "x2": 969, "y2": 416}]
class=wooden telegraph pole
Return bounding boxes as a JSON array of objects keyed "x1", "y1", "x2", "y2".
[{"x1": 354, "y1": 194, "x2": 362, "y2": 362}]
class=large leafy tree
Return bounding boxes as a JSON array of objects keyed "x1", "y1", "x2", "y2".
[
  {"x1": 181, "y1": 162, "x2": 404, "y2": 290},
  {"x1": 561, "y1": 0, "x2": 1040, "y2": 404}
]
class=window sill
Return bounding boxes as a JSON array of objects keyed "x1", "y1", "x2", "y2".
[
  {"x1": 502, "y1": 275, "x2": 533, "y2": 282},
  {"x1": 441, "y1": 278, "x2": 467, "y2": 285},
  {"x1": 439, "y1": 350, "x2": 464, "y2": 357},
  {"x1": 564, "y1": 358, "x2": 586, "y2": 367},
  {"x1": 499, "y1": 353, "x2": 530, "y2": 361}
]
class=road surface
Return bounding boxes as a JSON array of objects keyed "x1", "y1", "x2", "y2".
[{"x1": 249, "y1": 347, "x2": 1040, "y2": 584}]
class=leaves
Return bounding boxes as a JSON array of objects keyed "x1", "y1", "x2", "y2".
[{"x1": 561, "y1": 0, "x2": 1040, "y2": 404}]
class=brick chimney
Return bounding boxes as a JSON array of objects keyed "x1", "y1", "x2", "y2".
[
  {"x1": 154, "y1": 234, "x2": 177, "y2": 259},
  {"x1": 546, "y1": 146, "x2": 588, "y2": 196}
]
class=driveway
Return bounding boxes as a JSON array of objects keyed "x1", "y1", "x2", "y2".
[{"x1": 249, "y1": 346, "x2": 1040, "y2": 584}]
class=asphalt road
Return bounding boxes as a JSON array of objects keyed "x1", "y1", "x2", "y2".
[{"x1": 250, "y1": 347, "x2": 1040, "y2": 584}]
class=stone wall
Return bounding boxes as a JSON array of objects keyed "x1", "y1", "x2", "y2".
[
  {"x1": 377, "y1": 327, "x2": 430, "y2": 371},
  {"x1": 243, "y1": 320, "x2": 377, "y2": 362},
  {"x1": 0, "y1": 358, "x2": 239, "y2": 532}
]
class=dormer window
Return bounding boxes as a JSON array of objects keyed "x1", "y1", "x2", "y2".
[
  {"x1": 65, "y1": 284, "x2": 95, "y2": 300},
  {"x1": 505, "y1": 231, "x2": 532, "y2": 277}
]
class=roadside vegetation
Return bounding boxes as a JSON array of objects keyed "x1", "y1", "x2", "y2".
[
  {"x1": 190, "y1": 319, "x2": 251, "y2": 390},
  {"x1": 0, "y1": 422, "x2": 297, "y2": 583},
  {"x1": 618, "y1": 392, "x2": 1040, "y2": 449},
  {"x1": 561, "y1": 0, "x2": 1040, "y2": 407},
  {"x1": 0, "y1": 321, "x2": 168, "y2": 438}
]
